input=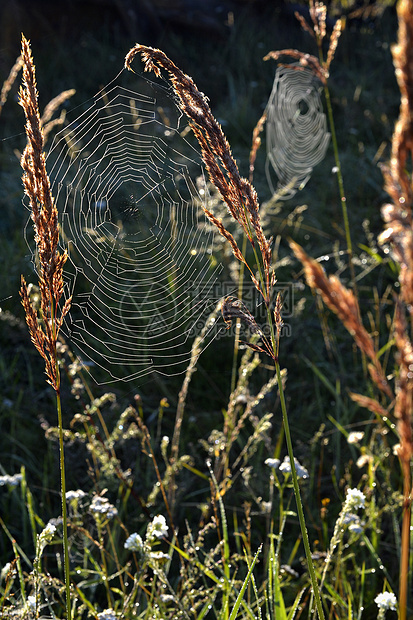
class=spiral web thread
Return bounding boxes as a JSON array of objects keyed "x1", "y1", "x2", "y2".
[
  {"x1": 266, "y1": 64, "x2": 330, "y2": 200},
  {"x1": 29, "y1": 70, "x2": 222, "y2": 384}
]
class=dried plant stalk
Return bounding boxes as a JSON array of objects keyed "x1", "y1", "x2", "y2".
[
  {"x1": 18, "y1": 34, "x2": 72, "y2": 620},
  {"x1": 0, "y1": 55, "x2": 23, "y2": 115},
  {"x1": 348, "y1": 392, "x2": 391, "y2": 418},
  {"x1": 125, "y1": 44, "x2": 272, "y2": 303},
  {"x1": 386, "y1": 4, "x2": 413, "y2": 614},
  {"x1": 19, "y1": 36, "x2": 71, "y2": 391},
  {"x1": 394, "y1": 301, "x2": 413, "y2": 466},
  {"x1": 264, "y1": 49, "x2": 327, "y2": 84},
  {"x1": 249, "y1": 110, "x2": 267, "y2": 183},
  {"x1": 290, "y1": 240, "x2": 392, "y2": 398}
]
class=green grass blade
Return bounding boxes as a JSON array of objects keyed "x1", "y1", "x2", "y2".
[{"x1": 228, "y1": 545, "x2": 262, "y2": 620}]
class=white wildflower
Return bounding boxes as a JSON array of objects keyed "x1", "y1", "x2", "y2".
[
  {"x1": 347, "y1": 431, "x2": 364, "y2": 444},
  {"x1": 149, "y1": 551, "x2": 170, "y2": 563},
  {"x1": 265, "y1": 458, "x2": 280, "y2": 469},
  {"x1": 279, "y1": 456, "x2": 309, "y2": 479},
  {"x1": 97, "y1": 609, "x2": 117, "y2": 620},
  {"x1": 0, "y1": 474, "x2": 23, "y2": 487},
  {"x1": 342, "y1": 512, "x2": 359, "y2": 524},
  {"x1": 348, "y1": 522, "x2": 364, "y2": 534},
  {"x1": 89, "y1": 495, "x2": 118, "y2": 520},
  {"x1": 159, "y1": 594, "x2": 175, "y2": 603},
  {"x1": 1, "y1": 563, "x2": 12, "y2": 581},
  {"x1": 344, "y1": 488, "x2": 366, "y2": 511},
  {"x1": 66, "y1": 489, "x2": 86, "y2": 502},
  {"x1": 147, "y1": 515, "x2": 169, "y2": 540},
  {"x1": 356, "y1": 454, "x2": 372, "y2": 468},
  {"x1": 124, "y1": 533, "x2": 143, "y2": 552},
  {"x1": 27, "y1": 595, "x2": 36, "y2": 611},
  {"x1": 375, "y1": 592, "x2": 397, "y2": 611},
  {"x1": 39, "y1": 522, "x2": 56, "y2": 544},
  {"x1": 260, "y1": 501, "x2": 272, "y2": 514}
]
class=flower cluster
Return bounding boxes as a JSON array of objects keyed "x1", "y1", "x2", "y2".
[
  {"x1": 124, "y1": 515, "x2": 169, "y2": 565},
  {"x1": 0, "y1": 474, "x2": 23, "y2": 487},
  {"x1": 97, "y1": 610, "x2": 117, "y2": 620},
  {"x1": 146, "y1": 515, "x2": 169, "y2": 540},
  {"x1": 375, "y1": 592, "x2": 397, "y2": 611},
  {"x1": 343, "y1": 488, "x2": 366, "y2": 511},
  {"x1": 66, "y1": 489, "x2": 87, "y2": 501},
  {"x1": 347, "y1": 431, "x2": 364, "y2": 444},
  {"x1": 89, "y1": 495, "x2": 118, "y2": 520},
  {"x1": 265, "y1": 456, "x2": 309, "y2": 479},
  {"x1": 124, "y1": 532, "x2": 144, "y2": 553}
]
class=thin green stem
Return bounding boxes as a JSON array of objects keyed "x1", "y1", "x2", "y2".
[
  {"x1": 323, "y1": 84, "x2": 356, "y2": 288},
  {"x1": 316, "y1": 41, "x2": 357, "y2": 295},
  {"x1": 230, "y1": 232, "x2": 248, "y2": 394},
  {"x1": 275, "y1": 361, "x2": 325, "y2": 620},
  {"x1": 50, "y1": 293, "x2": 71, "y2": 620},
  {"x1": 56, "y1": 380, "x2": 72, "y2": 620},
  {"x1": 399, "y1": 463, "x2": 411, "y2": 620},
  {"x1": 264, "y1": 294, "x2": 325, "y2": 619}
]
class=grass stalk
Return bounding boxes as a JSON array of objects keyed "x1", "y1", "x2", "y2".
[
  {"x1": 55, "y1": 374, "x2": 72, "y2": 620},
  {"x1": 275, "y1": 359, "x2": 325, "y2": 620},
  {"x1": 18, "y1": 34, "x2": 72, "y2": 620},
  {"x1": 321, "y1": 73, "x2": 357, "y2": 295}
]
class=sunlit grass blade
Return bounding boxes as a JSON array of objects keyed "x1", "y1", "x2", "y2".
[{"x1": 228, "y1": 545, "x2": 262, "y2": 620}]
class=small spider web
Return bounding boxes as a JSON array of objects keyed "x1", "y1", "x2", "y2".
[
  {"x1": 27, "y1": 69, "x2": 223, "y2": 384},
  {"x1": 265, "y1": 63, "x2": 330, "y2": 200}
]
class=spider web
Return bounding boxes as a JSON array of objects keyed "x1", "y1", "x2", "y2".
[
  {"x1": 265, "y1": 64, "x2": 330, "y2": 200},
  {"x1": 31, "y1": 69, "x2": 222, "y2": 384}
]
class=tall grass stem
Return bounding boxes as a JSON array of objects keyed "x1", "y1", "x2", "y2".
[
  {"x1": 55, "y1": 371, "x2": 72, "y2": 620},
  {"x1": 275, "y1": 361, "x2": 326, "y2": 620}
]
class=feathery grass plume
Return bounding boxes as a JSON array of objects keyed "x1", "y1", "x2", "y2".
[
  {"x1": 249, "y1": 110, "x2": 267, "y2": 183},
  {"x1": 40, "y1": 88, "x2": 76, "y2": 144},
  {"x1": 19, "y1": 36, "x2": 71, "y2": 390},
  {"x1": 125, "y1": 44, "x2": 272, "y2": 303},
  {"x1": 290, "y1": 241, "x2": 393, "y2": 399},
  {"x1": 264, "y1": 50, "x2": 327, "y2": 84},
  {"x1": 18, "y1": 34, "x2": 72, "y2": 620},
  {"x1": 0, "y1": 55, "x2": 23, "y2": 116},
  {"x1": 221, "y1": 296, "x2": 275, "y2": 360},
  {"x1": 348, "y1": 392, "x2": 391, "y2": 418}
]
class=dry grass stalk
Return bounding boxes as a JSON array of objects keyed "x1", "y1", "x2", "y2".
[
  {"x1": 0, "y1": 55, "x2": 23, "y2": 116},
  {"x1": 249, "y1": 110, "x2": 267, "y2": 183},
  {"x1": 40, "y1": 89, "x2": 76, "y2": 126},
  {"x1": 222, "y1": 296, "x2": 274, "y2": 360},
  {"x1": 264, "y1": 50, "x2": 327, "y2": 84},
  {"x1": 290, "y1": 240, "x2": 393, "y2": 399},
  {"x1": 279, "y1": 0, "x2": 342, "y2": 81},
  {"x1": 19, "y1": 35, "x2": 71, "y2": 391},
  {"x1": 348, "y1": 392, "x2": 391, "y2": 418},
  {"x1": 394, "y1": 301, "x2": 413, "y2": 472},
  {"x1": 379, "y1": 0, "x2": 413, "y2": 310},
  {"x1": 385, "y1": 4, "x2": 413, "y2": 614},
  {"x1": 125, "y1": 44, "x2": 272, "y2": 303},
  {"x1": 40, "y1": 88, "x2": 76, "y2": 144}
]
